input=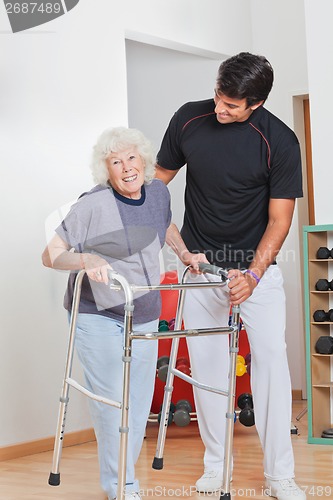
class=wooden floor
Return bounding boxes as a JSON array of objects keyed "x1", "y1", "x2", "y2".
[{"x1": 1, "y1": 401, "x2": 332, "y2": 499}]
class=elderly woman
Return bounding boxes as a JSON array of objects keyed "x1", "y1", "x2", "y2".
[{"x1": 42, "y1": 127, "x2": 196, "y2": 500}]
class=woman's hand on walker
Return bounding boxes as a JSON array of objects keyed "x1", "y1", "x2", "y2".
[
  {"x1": 181, "y1": 251, "x2": 210, "y2": 274},
  {"x1": 81, "y1": 254, "x2": 112, "y2": 285}
]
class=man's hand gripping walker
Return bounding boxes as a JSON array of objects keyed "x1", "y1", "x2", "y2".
[{"x1": 48, "y1": 263, "x2": 241, "y2": 500}]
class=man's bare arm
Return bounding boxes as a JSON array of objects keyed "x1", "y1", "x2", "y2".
[
  {"x1": 228, "y1": 198, "x2": 295, "y2": 305},
  {"x1": 155, "y1": 164, "x2": 179, "y2": 184}
]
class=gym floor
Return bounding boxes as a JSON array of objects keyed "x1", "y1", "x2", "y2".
[{"x1": 0, "y1": 400, "x2": 332, "y2": 499}]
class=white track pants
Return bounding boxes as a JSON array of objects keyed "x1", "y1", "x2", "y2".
[{"x1": 184, "y1": 265, "x2": 294, "y2": 480}]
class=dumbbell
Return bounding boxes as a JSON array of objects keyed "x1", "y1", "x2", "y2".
[
  {"x1": 158, "y1": 319, "x2": 169, "y2": 331},
  {"x1": 168, "y1": 318, "x2": 175, "y2": 330},
  {"x1": 315, "y1": 336, "x2": 333, "y2": 354},
  {"x1": 321, "y1": 428, "x2": 333, "y2": 439},
  {"x1": 173, "y1": 399, "x2": 192, "y2": 427},
  {"x1": 156, "y1": 355, "x2": 170, "y2": 382},
  {"x1": 237, "y1": 393, "x2": 255, "y2": 427},
  {"x1": 313, "y1": 309, "x2": 333, "y2": 322},
  {"x1": 316, "y1": 247, "x2": 333, "y2": 259},
  {"x1": 315, "y1": 278, "x2": 333, "y2": 291},
  {"x1": 157, "y1": 355, "x2": 191, "y2": 381},
  {"x1": 158, "y1": 402, "x2": 175, "y2": 426},
  {"x1": 175, "y1": 356, "x2": 191, "y2": 376},
  {"x1": 168, "y1": 318, "x2": 185, "y2": 330},
  {"x1": 236, "y1": 355, "x2": 247, "y2": 376},
  {"x1": 236, "y1": 354, "x2": 251, "y2": 377}
]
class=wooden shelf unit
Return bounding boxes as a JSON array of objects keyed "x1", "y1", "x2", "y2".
[{"x1": 303, "y1": 224, "x2": 333, "y2": 444}]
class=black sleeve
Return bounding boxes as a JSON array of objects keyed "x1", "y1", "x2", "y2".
[
  {"x1": 269, "y1": 141, "x2": 303, "y2": 199},
  {"x1": 157, "y1": 107, "x2": 187, "y2": 170}
]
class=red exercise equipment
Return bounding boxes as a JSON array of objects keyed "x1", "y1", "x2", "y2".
[{"x1": 151, "y1": 271, "x2": 252, "y2": 415}]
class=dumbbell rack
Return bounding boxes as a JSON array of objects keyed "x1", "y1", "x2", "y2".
[
  {"x1": 303, "y1": 224, "x2": 333, "y2": 445},
  {"x1": 150, "y1": 351, "x2": 253, "y2": 428},
  {"x1": 48, "y1": 264, "x2": 240, "y2": 500}
]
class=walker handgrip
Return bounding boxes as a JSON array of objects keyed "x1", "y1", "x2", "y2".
[{"x1": 198, "y1": 263, "x2": 228, "y2": 281}]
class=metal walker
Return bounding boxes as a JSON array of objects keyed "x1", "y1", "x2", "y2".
[{"x1": 48, "y1": 263, "x2": 241, "y2": 500}]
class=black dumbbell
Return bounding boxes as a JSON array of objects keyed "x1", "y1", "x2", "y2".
[
  {"x1": 237, "y1": 393, "x2": 255, "y2": 427},
  {"x1": 173, "y1": 399, "x2": 192, "y2": 427},
  {"x1": 158, "y1": 402, "x2": 175, "y2": 426},
  {"x1": 316, "y1": 247, "x2": 333, "y2": 259},
  {"x1": 313, "y1": 309, "x2": 333, "y2": 322},
  {"x1": 156, "y1": 355, "x2": 170, "y2": 382},
  {"x1": 158, "y1": 411, "x2": 173, "y2": 426},
  {"x1": 321, "y1": 428, "x2": 333, "y2": 439},
  {"x1": 315, "y1": 336, "x2": 333, "y2": 354},
  {"x1": 315, "y1": 279, "x2": 333, "y2": 291}
]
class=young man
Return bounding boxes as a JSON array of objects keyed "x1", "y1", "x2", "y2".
[{"x1": 157, "y1": 52, "x2": 306, "y2": 500}]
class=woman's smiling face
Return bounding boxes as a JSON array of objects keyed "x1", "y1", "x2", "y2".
[{"x1": 106, "y1": 146, "x2": 145, "y2": 199}]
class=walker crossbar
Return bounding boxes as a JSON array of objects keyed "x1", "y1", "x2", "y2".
[
  {"x1": 131, "y1": 325, "x2": 232, "y2": 340},
  {"x1": 110, "y1": 280, "x2": 229, "y2": 293},
  {"x1": 162, "y1": 368, "x2": 229, "y2": 397},
  {"x1": 48, "y1": 264, "x2": 237, "y2": 500},
  {"x1": 66, "y1": 377, "x2": 122, "y2": 408}
]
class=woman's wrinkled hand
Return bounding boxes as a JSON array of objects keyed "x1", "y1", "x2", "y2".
[
  {"x1": 180, "y1": 251, "x2": 210, "y2": 274},
  {"x1": 81, "y1": 254, "x2": 112, "y2": 285}
]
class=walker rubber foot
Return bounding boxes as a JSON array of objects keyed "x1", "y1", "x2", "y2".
[
  {"x1": 48, "y1": 472, "x2": 60, "y2": 486},
  {"x1": 220, "y1": 493, "x2": 231, "y2": 499},
  {"x1": 152, "y1": 457, "x2": 163, "y2": 470}
]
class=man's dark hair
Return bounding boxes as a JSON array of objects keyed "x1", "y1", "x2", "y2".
[{"x1": 216, "y1": 52, "x2": 274, "y2": 107}]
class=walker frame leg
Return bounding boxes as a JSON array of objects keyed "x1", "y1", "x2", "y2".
[
  {"x1": 220, "y1": 304, "x2": 240, "y2": 499},
  {"x1": 48, "y1": 271, "x2": 85, "y2": 486},
  {"x1": 152, "y1": 287, "x2": 186, "y2": 469},
  {"x1": 116, "y1": 303, "x2": 134, "y2": 500}
]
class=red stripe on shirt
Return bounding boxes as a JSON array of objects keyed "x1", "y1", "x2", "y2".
[
  {"x1": 249, "y1": 122, "x2": 271, "y2": 169},
  {"x1": 182, "y1": 112, "x2": 216, "y2": 131}
]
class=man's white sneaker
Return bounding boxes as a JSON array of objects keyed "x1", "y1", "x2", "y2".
[
  {"x1": 195, "y1": 469, "x2": 232, "y2": 492},
  {"x1": 265, "y1": 478, "x2": 306, "y2": 500}
]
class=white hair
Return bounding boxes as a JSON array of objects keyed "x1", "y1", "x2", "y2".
[{"x1": 90, "y1": 127, "x2": 156, "y2": 185}]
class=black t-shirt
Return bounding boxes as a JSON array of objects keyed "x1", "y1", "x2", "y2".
[{"x1": 157, "y1": 99, "x2": 303, "y2": 269}]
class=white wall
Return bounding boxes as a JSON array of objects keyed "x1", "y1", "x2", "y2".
[
  {"x1": 304, "y1": 0, "x2": 333, "y2": 224},
  {"x1": 0, "y1": 0, "x2": 129, "y2": 447},
  {"x1": 124, "y1": 0, "x2": 252, "y2": 57},
  {"x1": 0, "y1": 0, "x2": 252, "y2": 447}
]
